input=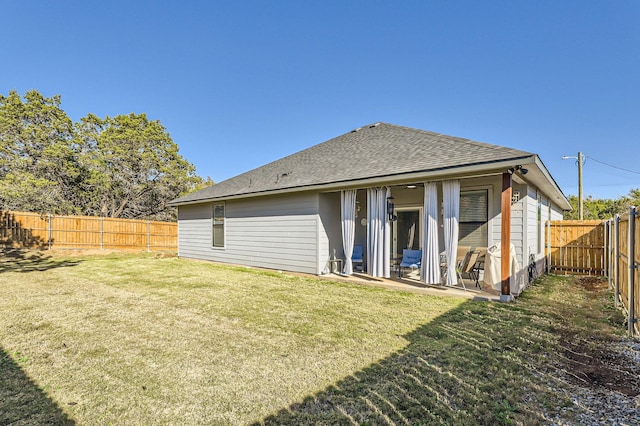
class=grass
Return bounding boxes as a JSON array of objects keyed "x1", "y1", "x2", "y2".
[{"x1": 0, "y1": 250, "x2": 627, "y2": 425}]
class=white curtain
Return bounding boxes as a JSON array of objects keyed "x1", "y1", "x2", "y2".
[
  {"x1": 443, "y1": 180, "x2": 460, "y2": 285},
  {"x1": 384, "y1": 187, "x2": 391, "y2": 277},
  {"x1": 341, "y1": 190, "x2": 357, "y2": 275},
  {"x1": 421, "y1": 182, "x2": 441, "y2": 284},
  {"x1": 367, "y1": 187, "x2": 391, "y2": 278}
]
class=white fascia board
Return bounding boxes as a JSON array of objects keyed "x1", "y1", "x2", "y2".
[{"x1": 531, "y1": 156, "x2": 572, "y2": 211}]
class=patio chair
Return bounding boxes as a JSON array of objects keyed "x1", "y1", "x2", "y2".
[
  {"x1": 448, "y1": 246, "x2": 469, "y2": 288},
  {"x1": 459, "y1": 247, "x2": 484, "y2": 288},
  {"x1": 399, "y1": 249, "x2": 422, "y2": 278},
  {"x1": 472, "y1": 247, "x2": 487, "y2": 287},
  {"x1": 352, "y1": 245, "x2": 364, "y2": 272},
  {"x1": 456, "y1": 246, "x2": 471, "y2": 270}
]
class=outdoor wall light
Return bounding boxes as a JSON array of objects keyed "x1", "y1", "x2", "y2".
[
  {"x1": 387, "y1": 196, "x2": 397, "y2": 222},
  {"x1": 406, "y1": 184, "x2": 417, "y2": 189},
  {"x1": 508, "y1": 165, "x2": 529, "y2": 175}
]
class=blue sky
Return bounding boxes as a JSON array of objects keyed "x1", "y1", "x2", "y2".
[{"x1": 2, "y1": 1, "x2": 639, "y2": 200}]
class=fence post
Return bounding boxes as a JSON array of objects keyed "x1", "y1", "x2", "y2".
[
  {"x1": 602, "y1": 221, "x2": 609, "y2": 275},
  {"x1": 559, "y1": 222, "x2": 564, "y2": 274},
  {"x1": 546, "y1": 220, "x2": 551, "y2": 274},
  {"x1": 607, "y1": 220, "x2": 612, "y2": 288},
  {"x1": 48, "y1": 214, "x2": 53, "y2": 250},
  {"x1": 628, "y1": 207, "x2": 636, "y2": 337},
  {"x1": 147, "y1": 221, "x2": 151, "y2": 252},
  {"x1": 100, "y1": 217, "x2": 104, "y2": 250},
  {"x1": 614, "y1": 215, "x2": 620, "y2": 308}
]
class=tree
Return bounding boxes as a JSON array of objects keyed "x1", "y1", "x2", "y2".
[
  {"x1": 76, "y1": 113, "x2": 203, "y2": 220},
  {"x1": 563, "y1": 190, "x2": 640, "y2": 220},
  {"x1": 0, "y1": 89, "x2": 208, "y2": 220},
  {"x1": 0, "y1": 90, "x2": 80, "y2": 214}
]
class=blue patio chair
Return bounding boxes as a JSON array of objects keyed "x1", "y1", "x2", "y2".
[
  {"x1": 352, "y1": 245, "x2": 364, "y2": 272},
  {"x1": 399, "y1": 249, "x2": 422, "y2": 278}
]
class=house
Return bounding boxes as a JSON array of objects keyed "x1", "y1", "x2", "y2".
[{"x1": 169, "y1": 123, "x2": 570, "y2": 300}]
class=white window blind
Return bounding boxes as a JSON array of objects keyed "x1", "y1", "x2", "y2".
[{"x1": 459, "y1": 190, "x2": 488, "y2": 247}]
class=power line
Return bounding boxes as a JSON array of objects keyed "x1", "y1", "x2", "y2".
[{"x1": 585, "y1": 155, "x2": 640, "y2": 175}]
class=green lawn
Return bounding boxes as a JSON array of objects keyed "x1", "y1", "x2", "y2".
[{"x1": 0, "y1": 250, "x2": 626, "y2": 425}]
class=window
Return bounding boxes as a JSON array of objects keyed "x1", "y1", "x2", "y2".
[
  {"x1": 459, "y1": 189, "x2": 488, "y2": 247},
  {"x1": 212, "y1": 203, "x2": 225, "y2": 248}
]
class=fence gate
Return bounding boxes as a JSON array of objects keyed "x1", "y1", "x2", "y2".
[{"x1": 546, "y1": 220, "x2": 606, "y2": 275}]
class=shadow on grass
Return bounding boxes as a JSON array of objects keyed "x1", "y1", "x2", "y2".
[
  {"x1": 0, "y1": 346, "x2": 74, "y2": 425},
  {"x1": 258, "y1": 295, "x2": 566, "y2": 425},
  {"x1": 0, "y1": 248, "x2": 81, "y2": 273}
]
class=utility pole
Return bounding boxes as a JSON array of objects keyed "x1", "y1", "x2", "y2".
[
  {"x1": 578, "y1": 151, "x2": 583, "y2": 220},
  {"x1": 562, "y1": 152, "x2": 584, "y2": 220}
]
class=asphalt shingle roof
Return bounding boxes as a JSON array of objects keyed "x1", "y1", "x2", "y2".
[{"x1": 171, "y1": 123, "x2": 534, "y2": 205}]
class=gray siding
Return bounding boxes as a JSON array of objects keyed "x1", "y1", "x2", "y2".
[
  {"x1": 318, "y1": 192, "x2": 343, "y2": 274},
  {"x1": 177, "y1": 178, "x2": 568, "y2": 281},
  {"x1": 488, "y1": 177, "x2": 505, "y2": 249},
  {"x1": 539, "y1": 195, "x2": 550, "y2": 259},
  {"x1": 177, "y1": 203, "x2": 213, "y2": 258},
  {"x1": 534, "y1": 195, "x2": 551, "y2": 276},
  {"x1": 525, "y1": 186, "x2": 539, "y2": 263},
  {"x1": 523, "y1": 188, "x2": 565, "y2": 281},
  {"x1": 177, "y1": 193, "x2": 320, "y2": 274}
]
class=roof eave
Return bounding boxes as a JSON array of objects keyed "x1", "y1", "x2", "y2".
[
  {"x1": 169, "y1": 155, "x2": 537, "y2": 206},
  {"x1": 532, "y1": 155, "x2": 572, "y2": 210}
]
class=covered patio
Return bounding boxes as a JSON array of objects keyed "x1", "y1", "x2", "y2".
[{"x1": 335, "y1": 172, "x2": 521, "y2": 301}]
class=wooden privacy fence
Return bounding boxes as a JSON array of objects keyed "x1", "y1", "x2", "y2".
[
  {"x1": 0, "y1": 210, "x2": 177, "y2": 251},
  {"x1": 546, "y1": 220, "x2": 606, "y2": 276},
  {"x1": 546, "y1": 216, "x2": 639, "y2": 337},
  {"x1": 606, "y1": 208, "x2": 639, "y2": 338}
]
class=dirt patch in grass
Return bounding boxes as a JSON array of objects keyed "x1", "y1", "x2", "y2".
[
  {"x1": 558, "y1": 332, "x2": 639, "y2": 396},
  {"x1": 577, "y1": 275, "x2": 610, "y2": 294},
  {"x1": 555, "y1": 277, "x2": 639, "y2": 397}
]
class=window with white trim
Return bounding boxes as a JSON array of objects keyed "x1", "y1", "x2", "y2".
[{"x1": 212, "y1": 203, "x2": 225, "y2": 248}]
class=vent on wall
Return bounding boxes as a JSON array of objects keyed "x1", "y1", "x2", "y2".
[{"x1": 512, "y1": 190, "x2": 520, "y2": 205}]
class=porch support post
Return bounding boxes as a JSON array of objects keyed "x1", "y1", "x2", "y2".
[{"x1": 501, "y1": 172, "x2": 513, "y2": 302}]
